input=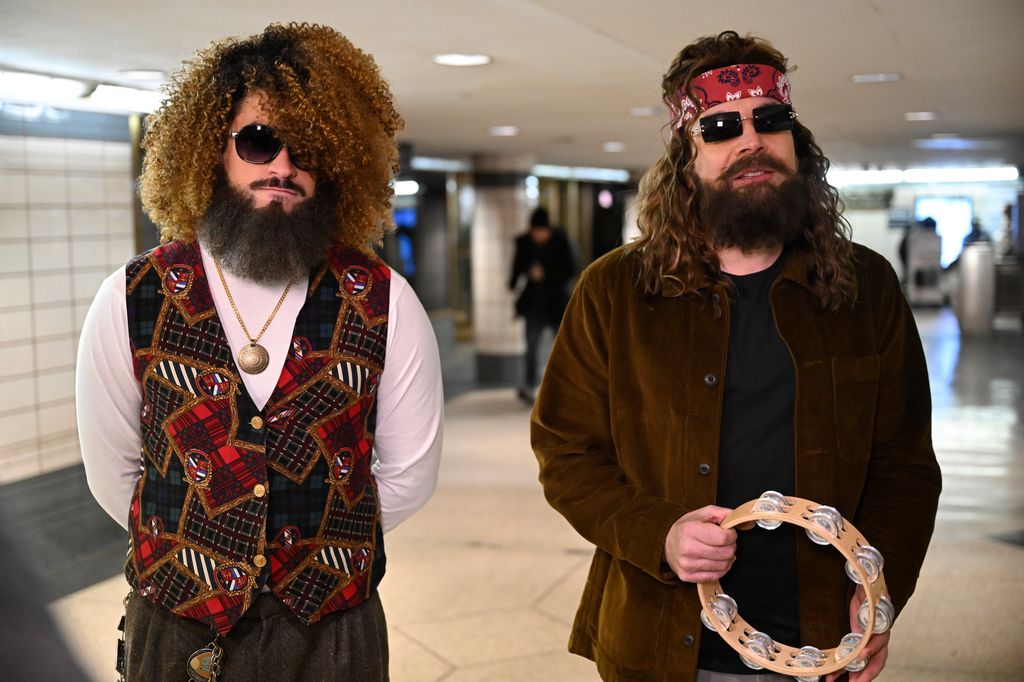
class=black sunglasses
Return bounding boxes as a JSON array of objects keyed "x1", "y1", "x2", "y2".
[
  {"x1": 693, "y1": 104, "x2": 797, "y2": 143},
  {"x1": 228, "y1": 124, "x2": 307, "y2": 169}
]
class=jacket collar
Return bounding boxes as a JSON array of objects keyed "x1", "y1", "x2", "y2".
[{"x1": 659, "y1": 245, "x2": 814, "y2": 298}]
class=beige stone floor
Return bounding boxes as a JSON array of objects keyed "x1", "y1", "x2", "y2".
[{"x1": 49, "y1": 312, "x2": 1024, "y2": 680}]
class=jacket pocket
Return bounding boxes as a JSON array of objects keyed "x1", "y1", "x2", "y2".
[
  {"x1": 595, "y1": 558, "x2": 666, "y2": 671},
  {"x1": 832, "y1": 355, "x2": 879, "y2": 462}
]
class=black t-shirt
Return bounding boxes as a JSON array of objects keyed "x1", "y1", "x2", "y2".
[{"x1": 697, "y1": 253, "x2": 800, "y2": 673}]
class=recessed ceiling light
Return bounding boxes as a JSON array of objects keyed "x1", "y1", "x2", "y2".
[
  {"x1": 904, "y1": 111, "x2": 938, "y2": 121},
  {"x1": 851, "y1": 73, "x2": 902, "y2": 84},
  {"x1": 603, "y1": 141, "x2": 626, "y2": 153},
  {"x1": 630, "y1": 106, "x2": 662, "y2": 117},
  {"x1": 433, "y1": 54, "x2": 492, "y2": 67},
  {"x1": 119, "y1": 69, "x2": 166, "y2": 81},
  {"x1": 489, "y1": 125, "x2": 518, "y2": 137}
]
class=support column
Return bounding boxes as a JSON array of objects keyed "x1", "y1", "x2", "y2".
[{"x1": 470, "y1": 154, "x2": 535, "y2": 384}]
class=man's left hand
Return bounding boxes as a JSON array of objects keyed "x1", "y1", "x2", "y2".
[{"x1": 825, "y1": 585, "x2": 890, "y2": 681}]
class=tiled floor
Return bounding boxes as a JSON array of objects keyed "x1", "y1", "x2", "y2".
[{"x1": 49, "y1": 308, "x2": 1024, "y2": 681}]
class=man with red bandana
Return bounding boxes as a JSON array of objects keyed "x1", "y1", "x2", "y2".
[{"x1": 531, "y1": 31, "x2": 940, "y2": 681}]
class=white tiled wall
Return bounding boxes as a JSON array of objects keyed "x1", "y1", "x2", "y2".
[{"x1": 0, "y1": 134, "x2": 135, "y2": 484}]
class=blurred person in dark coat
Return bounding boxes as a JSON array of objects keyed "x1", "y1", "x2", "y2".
[{"x1": 509, "y1": 207, "x2": 576, "y2": 403}]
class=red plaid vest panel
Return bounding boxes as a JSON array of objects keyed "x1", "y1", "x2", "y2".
[{"x1": 124, "y1": 239, "x2": 389, "y2": 635}]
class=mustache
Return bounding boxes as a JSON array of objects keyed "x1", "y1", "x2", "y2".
[
  {"x1": 249, "y1": 176, "x2": 307, "y2": 196},
  {"x1": 719, "y1": 152, "x2": 794, "y2": 181}
]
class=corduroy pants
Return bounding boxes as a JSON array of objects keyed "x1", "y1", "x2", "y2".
[{"x1": 124, "y1": 590, "x2": 388, "y2": 681}]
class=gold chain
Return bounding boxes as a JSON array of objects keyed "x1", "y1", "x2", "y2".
[{"x1": 212, "y1": 258, "x2": 294, "y2": 344}]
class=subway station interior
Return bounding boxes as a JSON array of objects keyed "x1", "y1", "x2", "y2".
[{"x1": 0, "y1": 1, "x2": 1022, "y2": 680}]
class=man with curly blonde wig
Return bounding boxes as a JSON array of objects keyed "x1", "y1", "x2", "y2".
[
  {"x1": 532, "y1": 31, "x2": 940, "y2": 681},
  {"x1": 76, "y1": 23, "x2": 443, "y2": 681}
]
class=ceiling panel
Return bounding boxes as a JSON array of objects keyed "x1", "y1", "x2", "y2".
[{"x1": 1, "y1": 0, "x2": 1021, "y2": 171}]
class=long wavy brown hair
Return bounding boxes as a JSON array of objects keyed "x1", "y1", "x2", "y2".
[
  {"x1": 139, "y1": 23, "x2": 404, "y2": 249},
  {"x1": 629, "y1": 31, "x2": 856, "y2": 310}
]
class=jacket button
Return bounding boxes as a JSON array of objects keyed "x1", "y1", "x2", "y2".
[
  {"x1": 253, "y1": 483, "x2": 267, "y2": 498},
  {"x1": 250, "y1": 416, "x2": 264, "y2": 430},
  {"x1": 683, "y1": 634, "x2": 695, "y2": 647},
  {"x1": 698, "y1": 463, "x2": 711, "y2": 476},
  {"x1": 704, "y1": 373, "x2": 718, "y2": 387},
  {"x1": 253, "y1": 554, "x2": 267, "y2": 568}
]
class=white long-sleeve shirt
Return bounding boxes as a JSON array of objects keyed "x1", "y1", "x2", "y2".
[{"x1": 76, "y1": 243, "x2": 443, "y2": 533}]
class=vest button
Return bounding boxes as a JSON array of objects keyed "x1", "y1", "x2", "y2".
[
  {"x1": 253, "y1": 483, "x2": 267, "y2": 498},
  {"x1": 698, "y1": 463, "x2": 712, "y2": 476},
  {"x1": 253, "y1": 554, "x2": 267, "y2": 568},
  {"x1": 250, "y1": 416, "x2": 264, "y2": 430},
  {"x1": 704, "y1": 373, "x2": 719, "y2": 387},
  {"x1": 683, "y1": 634, "x2": 695, "y2": 647}
]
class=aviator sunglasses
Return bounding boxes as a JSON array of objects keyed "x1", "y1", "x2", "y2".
[
  {"x1": 693, "y1": 103, "x2": 797, "y2": 143},
  {"x1": 228, "y1": 124, "x2": 308, "y2": 169}
]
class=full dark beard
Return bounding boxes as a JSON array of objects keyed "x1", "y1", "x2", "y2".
[
  {"x1": 196, "y1": 174, "x2": 341, "y2": 285},
  {"x1": 697, "y1": 157, "x2": 811, "y2": 252}
]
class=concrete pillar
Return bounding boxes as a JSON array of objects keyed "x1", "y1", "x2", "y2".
[{"x1": 470, "y1": 154, "x2": 535, "y2": 384}]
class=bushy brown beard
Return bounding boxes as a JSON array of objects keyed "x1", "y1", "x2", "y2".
[
  {"x1": 196, "y1": 172, "x2": 341, "y2": 285},
  {"x1": 696, "y1": 153, "x2": 810, "y2": 252}
]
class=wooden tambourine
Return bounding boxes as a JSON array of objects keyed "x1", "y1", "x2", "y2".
[{"x1": 696, "y1": 492, "x2": 892, "y2": 680}]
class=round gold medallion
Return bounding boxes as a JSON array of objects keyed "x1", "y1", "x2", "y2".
[{"x1": 238, "y1": 342, "x2": 270, "y2": 374}]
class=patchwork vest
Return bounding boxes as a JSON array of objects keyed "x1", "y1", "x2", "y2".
[{"x1": 124, "y1": 239, "x2": 389, "y2": 635}]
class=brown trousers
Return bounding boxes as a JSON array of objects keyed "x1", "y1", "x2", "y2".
[{"x1": 124, "y1": 591, "x2": 389, "y2": 681}]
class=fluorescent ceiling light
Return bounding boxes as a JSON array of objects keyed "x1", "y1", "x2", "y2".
[
  {"x1": 903, "y1": 167, "x2": 1019, "y2": 183},
  {"x1": 0, "y1": 70, "x2": 88, "y2": 102},
  {"x1": 913, "y1": 137, "x2": 1002, "y2": 151},
  {"x1": 410, "y1": 156, "x2": 472, "y2": 173},
  {"x1": 827, "y1": 169, "x2": 905, "y2": 187},
  {"x1": 393, "y1": 180, "x2": 420, "y2": 196},
  {"x1": 433, "y1": 54, "x2": 491, "y2": 67},
  {"x1": 87, "y1": 83, "x2": 162, "y2": 112},
  {"x1": 532, "y1": 164, "x2": 630, "y2": 183},
  {"x1": 851, "y1": 73, "x2": 902, "y2": 84},
  {"x1": 828, "y1": 166, "x2": 1019, "y2": 187},
  {"x1": 904, "y1": 111, "x2": 938, "y2": 121},
  {"x1": 603, "y1": 141, "x2": 625, "y2": 153},
  {"x1": 489, "y1": 125, "x2": 518, "y2": 137}
]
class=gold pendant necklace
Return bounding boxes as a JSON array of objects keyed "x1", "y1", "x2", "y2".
[{"x1": 213, "y1": 258, "x2": 294, "y2": 375}]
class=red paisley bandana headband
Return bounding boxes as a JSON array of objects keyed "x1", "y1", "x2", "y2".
[{"x1": 673, "y1": 63, "x2": 792, "y2": 128}]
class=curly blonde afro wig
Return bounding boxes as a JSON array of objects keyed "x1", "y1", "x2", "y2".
[{"x1": 139, "y1": 22, "x2": 404, "y2": 248}]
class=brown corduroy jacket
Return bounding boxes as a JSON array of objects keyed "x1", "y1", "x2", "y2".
[{"x1": 531, "y1": 243, "x2": 941, "y2": 681}]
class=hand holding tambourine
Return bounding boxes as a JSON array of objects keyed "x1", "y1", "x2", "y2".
[{"x1": 697, "y1": 492, "x2": 893, "y2": 681}]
